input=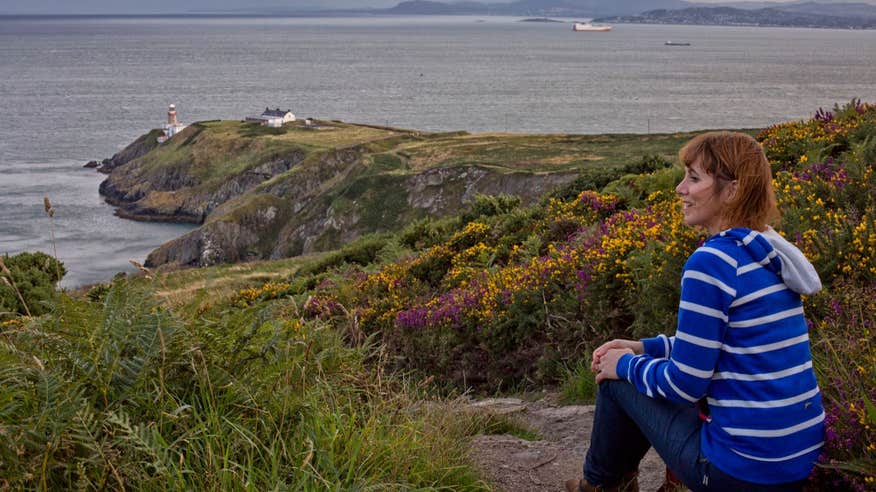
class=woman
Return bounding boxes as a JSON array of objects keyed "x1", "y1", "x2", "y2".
[{"x1": 565, "y1": 132, "x2": 824, "y2": 492}]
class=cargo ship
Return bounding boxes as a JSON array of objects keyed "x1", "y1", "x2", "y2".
[{"x1": 572, "y1": 22, "x2": 612, "y2": 32}]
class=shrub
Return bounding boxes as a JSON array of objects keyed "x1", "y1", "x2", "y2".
[
  {"x1": 399, "y1": 216, "x2": 460, "y2": 250},
  {"x1": 459, "y1": 193, "x2": 522, "y2": 223},
  {"x1": 806, "y1": 281, "x2": 876, "y2": 490},
  {"x1": 298, "y1": 234, "x2": 391, "y2": 276},
  {"x1": 602, "y1": 165, "x2": 683, "y2": 207},
  {"x1": 86, "y1": 283, "x2": 111, "y2": 303},
  {"x1": 547, "y1": 154, "x2": 673, "y2": 202},
  {"x1": 0, "y1": 251, "x2": 65, "y2": 318}
]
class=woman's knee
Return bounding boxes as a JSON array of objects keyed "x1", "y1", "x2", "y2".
[{"x1": 597, "y1": 379, "x2": 639, "y2": 404}]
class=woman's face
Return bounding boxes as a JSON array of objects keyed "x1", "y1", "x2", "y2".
[{"x1": 675, "y1": 158, "x2": 732, "y2": 234}]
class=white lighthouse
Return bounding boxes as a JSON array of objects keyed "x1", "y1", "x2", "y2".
[{"x1": 158, "y1": 103, "x2": 188, "y2": 143}]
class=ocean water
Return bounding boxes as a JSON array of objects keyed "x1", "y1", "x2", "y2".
[{"x1": 1, "y1": 15, "x2": 875, "y2": 286}]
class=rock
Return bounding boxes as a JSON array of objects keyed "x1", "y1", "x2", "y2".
[
  {"x1": 83, "y1": 160, "x2": 99, "y2": 169},
  {"x1": 469, "y1": 398, "x2": 527, "y2": 415},
  {"x1": 96, "y1": 129, "x2": 162, "y2": 174}
]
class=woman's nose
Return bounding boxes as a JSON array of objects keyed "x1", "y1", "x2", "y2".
[{"x1": 675, "y1": 180, "x2": 685, "y2": 195}]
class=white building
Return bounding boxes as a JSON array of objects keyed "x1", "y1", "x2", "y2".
[
  {"x1": 245, "y1": 115, "x2": 285, "y2": 128},
  {"x1": 261, "y1": 107, "x2": 295, "y2": 123},
  {"x1": 245, "y1": 107, "x2": 296, "y2": 128},
  {"x1": 158, "y1": 104, "x2": 188, "y2": 143}
]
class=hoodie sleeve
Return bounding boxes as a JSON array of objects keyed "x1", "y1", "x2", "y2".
[
  {"x1": 617, "y1": 244, "x2": 736, "y2": 404},
  {"x1": 640, "y1": 334, "x2": 674, "y2": 358}
]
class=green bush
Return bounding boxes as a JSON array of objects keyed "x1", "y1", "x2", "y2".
[
  {"x1": 298, "y1": 234, "x2": 391, "y2": 276},
  {"x1": 546, "y1": 167, "x2": 621, "y2": 202},
  {"x1": 459, "y1": 193, "x2": 522, "y2": 223},
  {"x1": 602, "y1": 166, "x2": 683, "y2": 207},
  {"x1": 547, "y1": 154, "x2": 673, "y2": 202},
  {"x1": 0, "y1": 251, "x2": 65, "y2": 318},
  {"x1": 399, "y1": 216, "x2": 460, "y2": 250}
]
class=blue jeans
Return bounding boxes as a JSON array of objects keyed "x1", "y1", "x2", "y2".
[{"x1": 583, "y1": 380, "x2": 806, "y2": 492}]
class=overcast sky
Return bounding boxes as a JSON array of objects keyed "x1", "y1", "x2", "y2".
[
  {"x1": 0, "y1": 0, "x2": 865, "y2": 15},
  {"x1": 1, "y1": 0, "x2": 395, "y2": 14}
]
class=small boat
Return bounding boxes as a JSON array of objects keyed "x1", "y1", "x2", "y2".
[
  {"x1": 572, "y1": 22, "x2": 612, "y2": 32},
  {"x1": 665, "y1": 41, "x2": 691, "y2": 46}
]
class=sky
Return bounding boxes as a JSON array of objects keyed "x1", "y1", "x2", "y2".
[
  {"x1": 1, "y1": 0, "x2": 872, "y2": 15},
  {"x1": 1, "y1": 0, "x2": 399, "y2": 14}
]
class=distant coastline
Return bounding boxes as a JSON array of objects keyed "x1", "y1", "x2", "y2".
[
  {"x1": 4, "y1": 7, "x2": 876, "y2": 30},
  {"x1": 596, "y1": 6, "x2": 876, "y2": 30},
  {"x1": 519, "y1": 17, "x2": 564, "y2": 23}
]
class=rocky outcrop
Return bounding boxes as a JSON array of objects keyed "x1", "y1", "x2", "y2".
[
  {"x1": 146, "y1": 194, "x2": 290, "y2": 267},
  {"x1": 145, "y1": 146, "x2": 368, "y2": 267},
  {"x1": 100, "y1": 149, "x2": 306, "y2": 223},
  {"x1": 274, "y1": 166, "x2": 578, "y2": 258},
  {"x1": 406, "y1": 167, "x2": 577, "y2": 215},
  {"x1": 259, "y1": 146, "x2": 366, "y2": 209},
  {"x1": 144, "y1": 158, "x2": 578, "y2": 268},
  {"x1": 94, "y1": 130, "x2": 163, "y2": 174},
  {"x1": 99, "y1": 121, "x2": 597, "y2": 269}
]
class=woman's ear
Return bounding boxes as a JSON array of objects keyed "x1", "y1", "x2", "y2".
[{"x1": 723, "y1": 180, "x2": 739, "y2": 203}]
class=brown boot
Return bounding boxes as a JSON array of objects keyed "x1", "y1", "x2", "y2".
[{"x1": 564, "y1": 470, "x2": 638, "y2": 492}]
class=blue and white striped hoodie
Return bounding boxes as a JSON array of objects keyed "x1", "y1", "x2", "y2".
[{"x1": 616, "y1": 227, "x2": 824, "y2": 484}]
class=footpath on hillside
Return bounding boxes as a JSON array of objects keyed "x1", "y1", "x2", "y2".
[{"x1": 468, "y1": 394, "x2": 673, "y2": 492}]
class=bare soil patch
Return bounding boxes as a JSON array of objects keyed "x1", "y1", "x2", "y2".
[{"x1": 468, "y1": 394, "x2": 674, "y2": 492}]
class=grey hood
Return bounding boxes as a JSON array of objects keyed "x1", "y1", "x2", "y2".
[{"x1": 761, "y1": 227, "x2": 822, "y2": 295}]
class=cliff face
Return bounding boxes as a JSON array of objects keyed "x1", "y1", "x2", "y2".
[
  {"x1": 100, "y1": 119, "x2": 681, "y2": 269},
  {"x1": 144, "y1": 165, "x2": 577, "y2": 268},
  {"x1": 100, "y1": 149, "x2": 305, "y2": 223}
]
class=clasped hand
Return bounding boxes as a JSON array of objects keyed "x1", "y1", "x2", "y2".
[{"x1": 590, "y1": 339, "x2": 644, "y2": 384}]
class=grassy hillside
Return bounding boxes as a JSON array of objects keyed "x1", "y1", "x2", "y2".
[
  {"x1": 135, "y1": 120, "x2": 399, "y2": 182},
  {"x1": 110, "y1": 119, "x2": 719, "y2": 268},
  {"x1": 5, "y1": 102, "x2": 874, "y2": 489}
]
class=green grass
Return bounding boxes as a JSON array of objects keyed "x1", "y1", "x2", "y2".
[
  {"x1": 128, "y1": 121, "x2": 712, "y2": 211},
  {"x1": 398, "y1": 132, "x2": 704, "y2": 173},
  {"x1": 0, "y1": 279, "x2": 494, "y2": 490},
  {"x1": 559, "y1": 359, "x2": 599, "y2": 405},
  {"x1": 478, "y1": 413, "x2": 541, "y2": 441}
]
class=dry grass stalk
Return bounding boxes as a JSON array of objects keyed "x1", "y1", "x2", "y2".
[
  {"x1": 129, "y1": 260, "x2": 153, "y2": 280},
  {"x1": 0, "y1": 265, "x2": 32, "y2": 317},
  {"x1": 129, "y1": 260, "x2": 169, "y2": 291},
  {"x1": 43, "y1": 196, "x2": 61, "y2": 285}
]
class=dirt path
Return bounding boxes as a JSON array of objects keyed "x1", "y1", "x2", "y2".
[{"x1": 468, "y1": 395, "x2": 673, "y2": 492}]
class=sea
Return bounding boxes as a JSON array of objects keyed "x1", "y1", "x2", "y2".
[{"x1": 1, "y1": 15, "x2": 875, "y2": 287}]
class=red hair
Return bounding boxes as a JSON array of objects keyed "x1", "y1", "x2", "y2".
[{"x1": 679, "y1": 131, "x2": 780, "y2": 231}]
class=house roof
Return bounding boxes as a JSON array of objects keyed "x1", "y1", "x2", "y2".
[{"x1": 262, "y1": 107, "x2": 293, "y2": 117}]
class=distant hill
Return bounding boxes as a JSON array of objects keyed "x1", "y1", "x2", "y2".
[
  {"x1": 776, "y1": 1, "x2": 876, "y2": 18},
  {"x1": 385, "y1": 1, "x2": 489, "y2": 14},
  {"x1": 596, "y1": 4, "x2": 876, "y2": 28},
  {"x1": 195, "y1": 0, "x2": 876, "y2": 17},
  {"x1": 385, "y1": 0, "x2": 690, "y2": 17}
]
